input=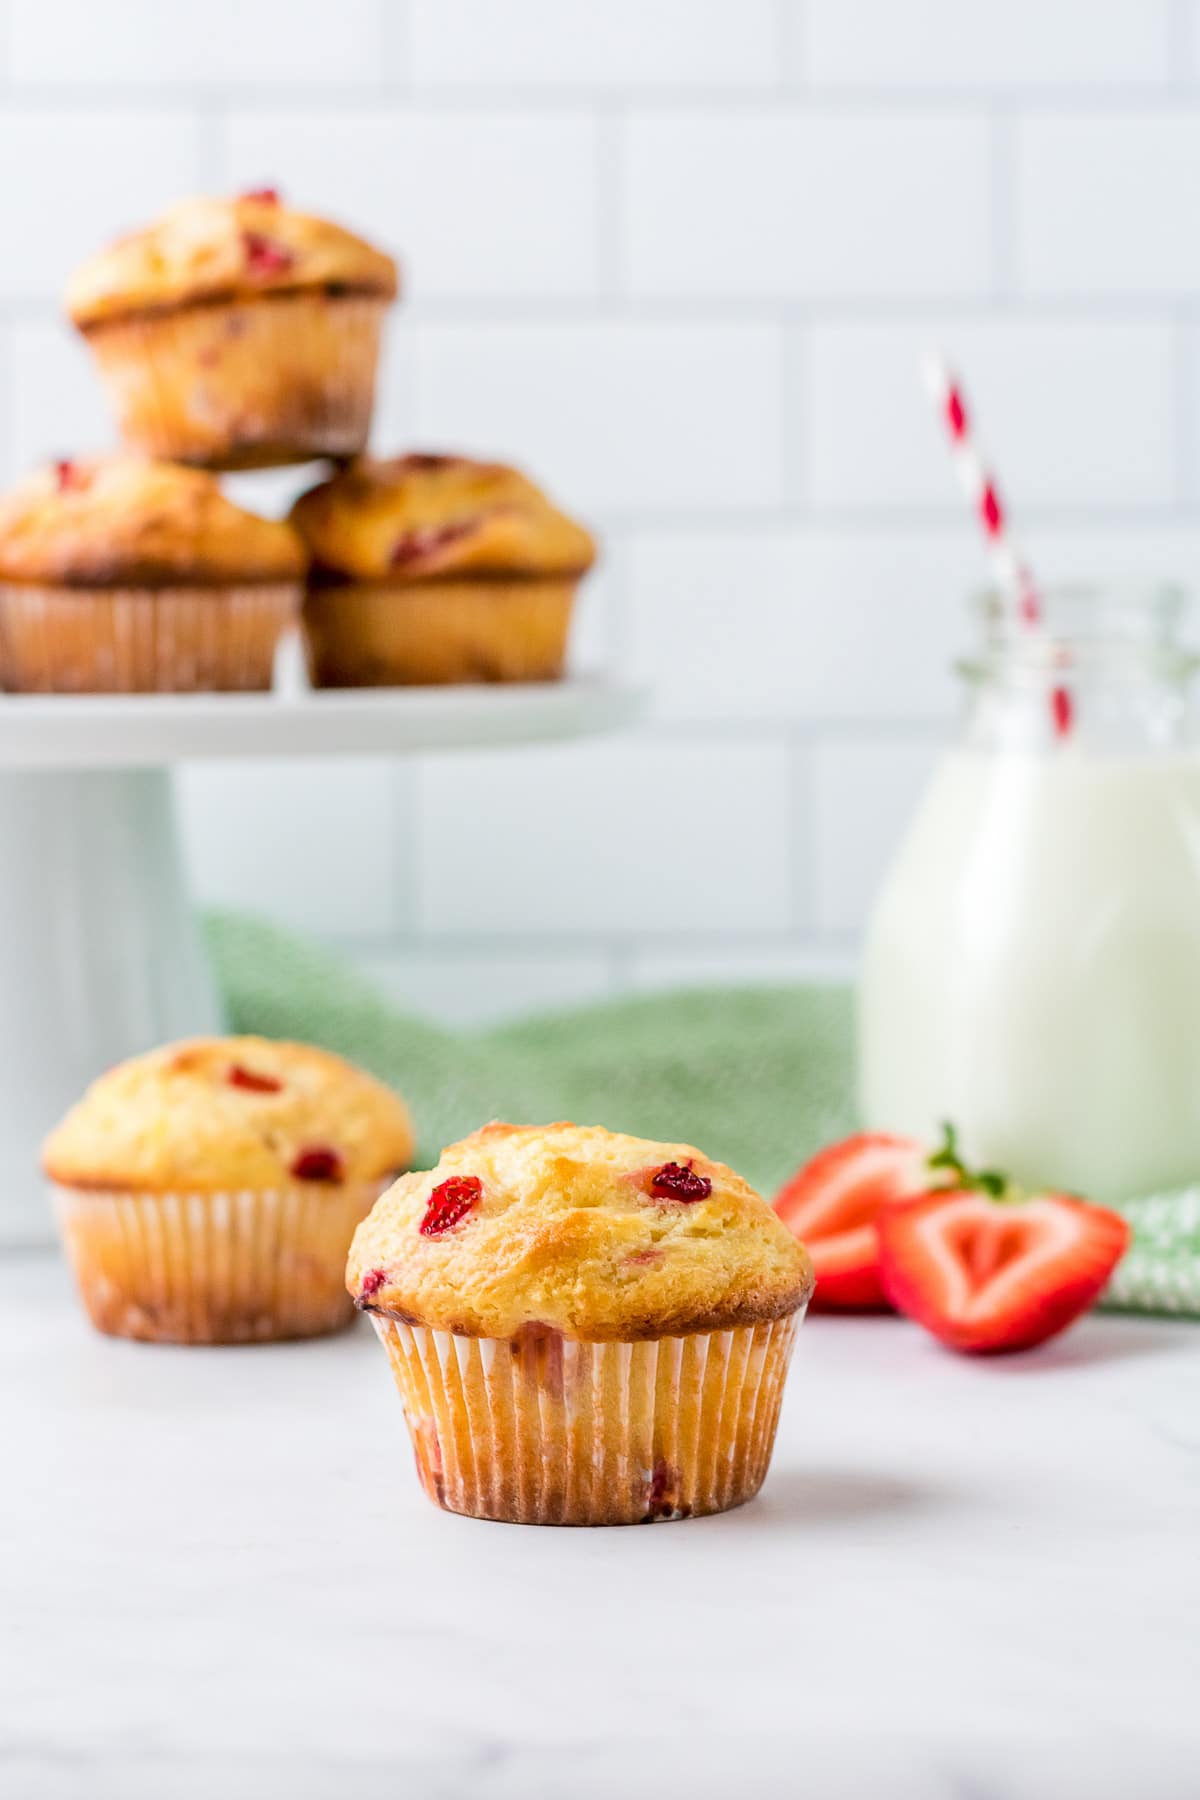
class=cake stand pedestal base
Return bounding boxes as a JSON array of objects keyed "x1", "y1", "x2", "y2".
[{"x1": 0, "y1": 769, "x2": 223, "y2": 1245}]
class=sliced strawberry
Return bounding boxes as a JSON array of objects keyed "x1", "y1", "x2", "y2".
[
  {"x1": 773, "y1": 1133, "x2": 930, "y2": 1310},
  {"x1": 227, "y1": 1062, "x2": 282, "y2": 1093},
  {"x1": 241, "y1": 229, "x2": 294, "y2": 277},
  {"x1": 648, "y1": 1160, "x2": 711, "y2": 1203},
  {"x1": 54, "y1": 459, "x2": 89, "y2": 494},
  {"x1": 289, "y1": 1144, "x2": 344, "y2": 1183},
  {"x1": 389, "y1": 520, "x2": 474, "y2": 569},
  {"x1": 420, "y1": 1174, "x2": 481, "y2": 1237},
  {"x1": 877, "y1": 1189, "x2": 1131, "y2": 1355}
]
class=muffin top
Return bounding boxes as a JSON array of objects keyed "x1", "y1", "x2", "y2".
[
  {"x1": 347, "y1": 1121, "x2": 814, "y2": 1340},
  {"x1": 0, "y1": 457, "x2": 306, "y2": 587},
  {"x1": 43, "y1": 1037, "x2": 414, "y2": 1193},
  {"x1": 289, "y1": 453, "x2": 597, "y2": 584},
  {"x1": 66, "y1": 191, "x2": 398, "y2": 328}
]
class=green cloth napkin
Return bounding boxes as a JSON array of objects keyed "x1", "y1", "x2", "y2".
[
  {"x1": 206, "y1": 909, "x2": 1200, "y2": 1321},
  {"x1": 1102, "y1": 1189, "x2": 1200, "y2": 1316}
]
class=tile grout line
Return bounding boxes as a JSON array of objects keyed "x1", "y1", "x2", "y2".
[
  {"x1": 0, "y1": 317, "x2": 13, "y2": 486},
  {"x1": 1169, "y1": 0, "x2": 1196, "y2": 88},
  {"x1": 606, "y1": 941, "x2": 636, "y2": 996},
  {"x1": 785, "y1": 736, "x2": 814, "y2": 934},
  {"x1": 380, "y1": 0, "x2": 412, "y2": 95},
  {"x1": 1172, "y1": 310, "x2": 1196, "y2": 509},
  {"x1": 988, "y1": 105, "x2": 1017, "y2": 303},
  {"x1": 395, "y1": 754, "x2": 424, "y2": 940},
  {"x1": 593, "y1": 103, "x2": 625, "y2": 308},
  {"x1": 194, "y1": 105, "x2": 225, "y2": 190},
  {"x1": 333, "y1": 925, "x2": 862, "y2": 953},
  {"x1": 776, "y1": 0, "x2": 803, "y2": 91},
  {"x1": 598, "y1": 527, "x2": 634, "y2": 670},
  {"x1": 781, "y1": 320, "x2": 807, "y2": 507},
  {"x1": 329, "y1": 927, "x2": 865, "y2": 965},
  {"x1": 2, "y1": 297, "x2": 1196, "y2": 327},
  {"x1": 6, "y1": 84, "x2": 1200, "y2": 110}
]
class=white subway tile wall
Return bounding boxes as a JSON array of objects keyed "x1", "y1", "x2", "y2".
[
  {"x1": 223, "y1": 113, "x2": 603, "y2": 301},
  {"x1": 176, "y1": 760, "x2": 409, "y2": 939},
  {"x1": 8, "y1": 323, "x2": 112, "y2": 474},
  {"x1": 1017, "y1": 115, "x2": 1200, "y2": 297},
  {"x1": 627, "y1": 528, "x2": 974, "y2": 722},
  {"x1": 622, "y1": 113, "x2": 994, "y2": 299},
  {"x1": 799, "y1": 0, "x2": 1172, "y2": 89},
  {"x1": 2, "y1": 0, "x2": 1195, "y2": 1022},
  {"x1": 10, "y1": 0, "x2": 386, "y2": 87},
  {"x1": 802, "y1": 321, "x2": 1179, "y2": 511},
  {"x1": 812, "y1": 739, "x2": 942, "y2": 936},
  {"x1": 0, "y1": 112, "x2": 201, "y2": 301},
  {"x1": 410, "y1": 0, "x2": 781, "y2": 90},
  {"x1": 416, "y1": 741, "x2": 796, "y2": 936},
  {"x1": 408, "y1": 323, "x2": 787, "y2": 510}
]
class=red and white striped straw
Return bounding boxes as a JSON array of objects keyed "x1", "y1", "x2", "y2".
[{"x1": 922, "y1": 355, "x2": 1072, "y2": 738}]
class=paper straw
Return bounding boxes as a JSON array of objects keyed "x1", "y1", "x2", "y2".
[{"x1": 922, "y1": 355, "x2": 1072, "y2": 738}]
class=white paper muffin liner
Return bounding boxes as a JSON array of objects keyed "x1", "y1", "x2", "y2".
[
  {"x1": 83, "y1": 291, "x2": 388, "y2": 470},
  {"x1": 371, "y1": 1309, "x2": 803, "y2": 1525},
  {"x1": 0, "y1": 581, "x2": 298, "y2": 692},
  {"x1": 53, "y1": 1180, "x2": 382, "y2": 1344},
  {"x1": 302, "y1": 577, "x2": 577, "y2": 687}
]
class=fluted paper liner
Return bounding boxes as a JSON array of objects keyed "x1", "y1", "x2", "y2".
[
  {"x1": 53, "y1": 1180, "x2": 381, "y2": 1344},
  {"x1": 372, "y1": 1310, "x2": 803, "y2": 1525},
  {"x1": 84, "y1": 291, "x2": 388, "y2": 470},
  {"x1": 0, "y1": 582, "x2": 297, "y2": 692},
  {"x1": 303, "y1": 578, "x2": 577, "y2": 687}
]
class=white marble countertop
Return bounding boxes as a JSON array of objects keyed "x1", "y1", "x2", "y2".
[{"x1": 4, "y1": 1255, "x2": 1199, "y2": 1800}]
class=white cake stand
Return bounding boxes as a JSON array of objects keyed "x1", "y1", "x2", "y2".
[{"x1": 0, "y1": 673, "x2": 643, "y2": 1244}]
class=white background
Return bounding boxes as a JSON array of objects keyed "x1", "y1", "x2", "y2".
[{"x1": 6, "y1": 0, "x2": 1200, "y2": 1024}]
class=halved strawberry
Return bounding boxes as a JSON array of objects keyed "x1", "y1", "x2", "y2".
[
  {"x1": 773, "y1": 1133, "x2": 930, "y2": 1310},
  {"x1": 877, "y1": 1189, "x2": 1130, "y2": 1354}
]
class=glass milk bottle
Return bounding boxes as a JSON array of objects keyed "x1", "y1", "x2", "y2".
[{"x1": 858, "y1": 586, "x2": 1200, "y2": 1203}]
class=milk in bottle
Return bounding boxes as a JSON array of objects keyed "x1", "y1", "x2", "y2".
[{"x1": 858, "y1": 587, "x2": 1200, "y2": 1202}]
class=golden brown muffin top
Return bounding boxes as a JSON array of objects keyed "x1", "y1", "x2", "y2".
[
  {"x1": 43, "y1": 1037, "x2": 414, "y2": 1194},
  {"x1": 347, "y1": 1121, "x2": 814, "y2": 1340},
  {"x1": 66, "y1": 191, "x2": 398, "y2": 328},
  {"x1": 289, "y1": 453, "x2": 597, "y2": 583},
  {"x1": 0, "y1": 457, "x2": 306, "y2": 587}
]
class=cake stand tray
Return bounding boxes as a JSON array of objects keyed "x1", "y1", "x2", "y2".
[
  {"x1": 0, "y1": 676, "x2": 644, "y2": 1244},
  {"x1": 0, "y1": 675, "x2": 642, "y2": 768}
]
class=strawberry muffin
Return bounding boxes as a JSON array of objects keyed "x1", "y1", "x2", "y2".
[
  {"x1": 66, "y1": 191, "x2": 398, "y2": 469},
  {"x1": 348, "y1": 1121, "x2": 814, "y2": 1525},
  {"x1": 290, "y1": 452, "x2": 596, "y2": 686},
  {"x1": 45, "y1": 1037, "x2": 414, "y2": 1344},
  {"x1": 0, "y1": 456, "x2": 304, "y2": 692}
]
